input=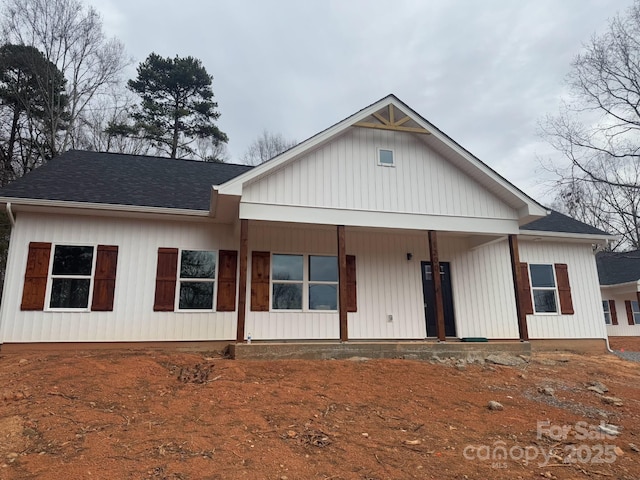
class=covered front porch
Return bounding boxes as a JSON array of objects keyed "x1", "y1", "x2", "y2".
[{"x1": 233, "y1": 219, "x2": 530, "y2": 344}]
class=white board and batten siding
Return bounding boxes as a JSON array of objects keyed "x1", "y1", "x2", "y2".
[
  {"x1": 0, "y1": 214, "x2": 607, "y2": 344},
  {"x1": 0, "y1": 212, "x2": 239, "y2": 343},
  {"x1": 246, "y1": 223, "x2": 340, "y2": 340},
  {"x1": 519, "y1": 241, "x2": 607, "y2": 340},
  {"x1": 242, "y1": 127, "x2": 518, "y2": 223},
  {"x1": 440, "y1": 237, "x2": 520, "y2": 340},
  {"x1": 245, "y1": 223, "x2": 522, "y2": 341}
]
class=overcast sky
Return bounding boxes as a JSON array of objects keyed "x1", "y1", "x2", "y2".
[{"x1": 86, "y1": 0, "x2": 632, "y2": 203}]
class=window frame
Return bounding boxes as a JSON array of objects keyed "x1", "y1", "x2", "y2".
[
  {"x1": 603, "y1": 300, "x2": 612, "y2": 325},
  {"x1": 528, "y1": 263, "x2": 559, "y2": 315},
  {"x1": 45, "y1": 243, "x2": 97, "y2": 312},
  {"x1": 308, "y1": 255, "x2": 339, "y2": 311},
  {"x1": 270, "y1": 252, "x2": 339, "y2": 312},
  {"x1": 175, "y1": 248, "x2": 219, "y2": 312},
  {"x1": 631, "y1": 300, "x2": 640, "y2": 325},
  {"x1": 377, "y1": 147, "x2": 395, "y2": 167}
]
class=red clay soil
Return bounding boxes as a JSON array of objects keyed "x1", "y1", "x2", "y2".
[
  {"x1": 609, "y1": 336, "x2": 640, "y2": 353},
  {"x1": 0, "y1": 345, "x2": 639, "y2": 480}
]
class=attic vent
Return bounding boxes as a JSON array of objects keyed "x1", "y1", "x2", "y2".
[{"x1": 378, "y1": 148, "x2": 394, "y2": 166}]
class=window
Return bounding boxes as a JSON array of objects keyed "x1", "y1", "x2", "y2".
[
  {"x1": 272, "y1": 254, "x2": 303, "y2": 309},
  {"x1": 178, "y1": 250, "x2": 216, "y2": 310},
  {"x1": 309, "y1": 255, "x2": 338, "y2": 310},
  {"x1": 378, "y1": 148, "x2": 394, "y2": 166},
  {"x1": 529, "y1": 264, "x2": 558, "y2": 314},
  {"x1": 632, "y1": 301, "x2": 640, "y2": 325},
  {"x1": 271, "y1": 254, "x2": 338, "y2": 311},
  {"x1": 49, "y1": 245, "x2": 95, "y2": 309},
  {"x1": 21, "y1": 242, "x2": 118, "y2": 312},
  {"x1": 603, "y1": 300, "x2": 611, "y2": 325},
  {"x1": 154, "y1": 248, "x2": 237, "y2": 313}
]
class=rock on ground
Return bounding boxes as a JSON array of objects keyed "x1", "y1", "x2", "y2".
[{"x1": 485, "y1": 354, "x2": 526, "y2": 367}]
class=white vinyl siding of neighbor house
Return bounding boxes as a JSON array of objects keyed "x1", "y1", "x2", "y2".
[
  {"x1": 242, "y1": 127, "x2": 518, "y2": 221},
  {"x1": 519, "y1": 241, "x2": 607, "y2": 340},
  {"x1": 604, "y1": 294, "x2": 640, "y2": 336},
  {"x1": 244, "y1": 223, "x2": 521, "y2": 341},
  {"x1": 0, "y1": 212, "x2": 239, "y2": 343}
]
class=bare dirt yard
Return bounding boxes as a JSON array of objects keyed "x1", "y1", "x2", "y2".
[{"x1": 1, "y1": 341, "x2": 639, "y2": 480}]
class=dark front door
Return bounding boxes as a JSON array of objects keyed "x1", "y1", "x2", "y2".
[{"x1": 421, "y1": 261, "x2": 456, "y2": 338}]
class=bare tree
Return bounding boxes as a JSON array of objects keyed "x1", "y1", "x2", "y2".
[
  {"x1": 1, "y1": 0, "x2": 130, "y2": 155},
  {"x1": 542, "y1": 1, "x2": 640, "y2": 249},
  {"x1": 542, "y1": 1, "x2": 640, "y2": 190},
  {"x1": 550, "y1": 159, "x2": 640, "y2": 250},
  {"x1": 75, "y1": 88, "x2": 152, "y2": 155},
  {"x1": 192, "y1": 136, "x2": 231, "y2": 163},
  {"x1": 241, "y1": 130, "x2": 297, "y2": 165}
]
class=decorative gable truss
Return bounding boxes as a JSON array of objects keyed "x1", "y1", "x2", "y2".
[{"x1": 353, "y1": 104, "x2": 431, "y2": 135}]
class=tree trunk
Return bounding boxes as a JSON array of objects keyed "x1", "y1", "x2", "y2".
[{"x1": 171, "y1": 100, "x2": 179, "y2": 158}]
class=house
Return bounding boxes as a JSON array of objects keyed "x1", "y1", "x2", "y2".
[
  {"x1": 597, "y1": 250, "x2": 640, "y2": 337},
  {"x1": 0, "y1": 95, "x2": 614, "y2": 353}
]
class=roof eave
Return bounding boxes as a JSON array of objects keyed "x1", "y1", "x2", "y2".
[
  {"x1": 0, "y1": 196, "x2": 211, "y2": 217},
  {"x1": 600, "y1": 280, "x2": 640, "y2": 289},
  {"x1": 519, "y1": 229, "x2": 615, "y2": 244}
]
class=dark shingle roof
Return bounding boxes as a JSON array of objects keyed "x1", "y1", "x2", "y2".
[
  {"x1": 520, "y1": 210, "x2": 610, "y2": 236},
  {"x1": 596, "y1": 250, "x2": 640, "y2": 285},
  {"x1": 0, "y1": 150, "x2": 253, "y2": 211}
]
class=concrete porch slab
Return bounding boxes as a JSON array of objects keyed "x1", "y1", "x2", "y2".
[{"x1": 228, "y1": 341, "x2": 531, "y2": 361}]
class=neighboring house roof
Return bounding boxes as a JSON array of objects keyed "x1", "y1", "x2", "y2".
[
  {"x1": 596, "y1": 249, "x2": 640, "y2": 286},
  {"x1": 0, "y1": 150, "x2": 253, "y2": 211},
  {"x1": 520, "y1": 210, "x2": 611, "y2": 237},
  {"x1": 216, "y1": 94, "x2": 548, "y2": 223}
]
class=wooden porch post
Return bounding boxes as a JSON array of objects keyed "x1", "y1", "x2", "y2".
[
  {"x1": 236, "y1": 219, "x2": 249, "y2": 343},
  {"x1": 337, "y1": 225, "x2": 348, "y2": 342},
  {"x1": 508, "y1": 234, "x2": 529, "y2": 341},
  {"x1": 428, "y1": 230, "x2": 446, "y2": 342}
]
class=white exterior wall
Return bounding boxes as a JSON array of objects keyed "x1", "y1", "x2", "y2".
[
  {"x1": 346, "y1": 230, "x2": 429, "y2": 340},
  {"x1": 245, "y1": 223, "x2": 340, "y2": 340},
  {"x1": 0, "y1": 214, "x2": 606, "y2": 344},
  {"x1": 245, "y1": 224, "x2": 521, "y2": 340},
  {"x1": 520, "y1": 241, "x2": 607, "y2": 340},
  {"x1": 243, "y1": 127, "x2": 517, "y2": 221},
  {"x1": 0, "y1": 212, "x2": 238, "y2": 343},
  {"x1": 441, "y1": 238, "x2": 520, "y2": 339},
  {"x1": 602, "y1": 289, "x2": 640, "y2": 337}
]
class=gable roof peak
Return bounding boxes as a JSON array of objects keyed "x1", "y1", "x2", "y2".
[{"x1": 216, "y1": 95, "x2": 547, "y2": 221}]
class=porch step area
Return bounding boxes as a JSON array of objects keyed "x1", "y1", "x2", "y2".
[{"x1": 228, "y1": 341, "x2": 531, "y2": 361}]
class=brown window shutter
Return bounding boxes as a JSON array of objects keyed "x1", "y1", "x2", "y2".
[
  {"x1": 609, "y1": 300, "x2": 618, "y2": 325},
  {"x1": 518, "y1": 262, "x2": 534, "y2": 315},
  {"x1": 554, "y1": 263, "x2": 574, "y2": 315},
  {"x1": 91, "y1": 245, "x2": 119, "y2": 311},
  {"x1": 251, "y1": 251, "x2": 270, "y2": 311},
  {"x1": 216, "y1": 250, "x2": 238, "y2": 312},
  {"x1": 346, "y1": 255, "x2": 357, "y2": 312},
  {"x1": 625, "y1": 300, "x2": 635, "y2": 325},
  {"x1": 20, "y1": 242, "x2": 52, "y2": 311},
  {"x1": 153, "y1": 248, "x2": 178, "y2": 311}
]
